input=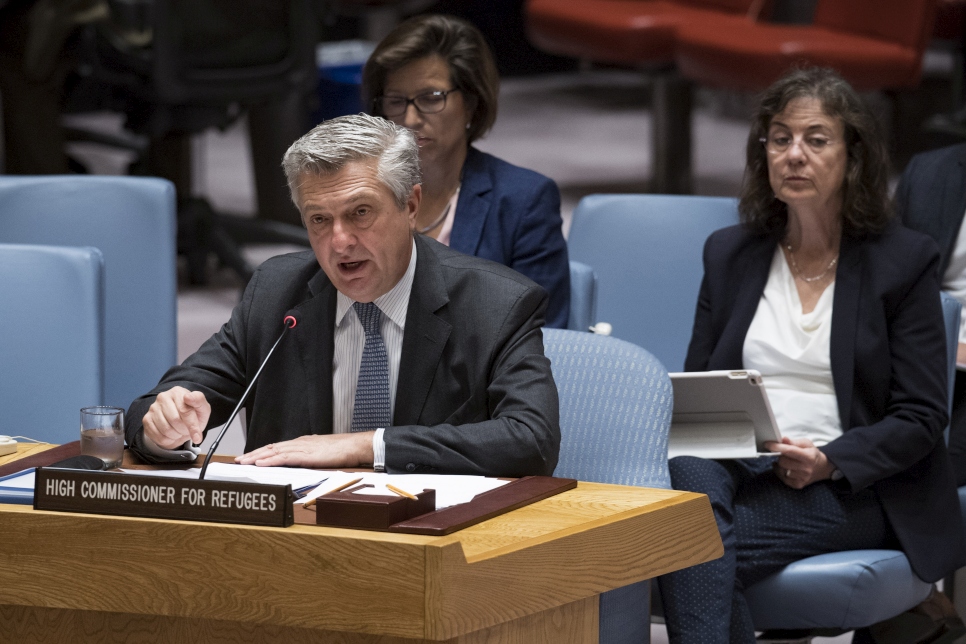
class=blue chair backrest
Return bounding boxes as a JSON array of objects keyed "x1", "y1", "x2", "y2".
[
  {"x1": 568, "y1": 194, "x2": 739, "y2": 371},
  {"x1": 941, "y1": 292, "x2": 961, "y2": 443},
  {"x1": 0, "y1": 176, "x2": 177, "y2": 409},
  {"x1": 568, "y1": 260, "x2": 598, "y2": 332},
  {"x1": 545, "y1": 328, "x2": 672, "y2": 644},
  {"x1": 0, "y1": 244, "x2": 104, "y2": 442},
  {"x1": 545, "y1": 328, "x2": 672, "y2": 489}
]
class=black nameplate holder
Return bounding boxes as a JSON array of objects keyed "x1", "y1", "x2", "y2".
[{"x1": 33, "y1": 468, "x2": 294, "y2": 527}]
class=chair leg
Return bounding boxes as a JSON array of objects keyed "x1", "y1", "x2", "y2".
[{"x1": 650, "y1": 71, "x2": 693, "y2": 195}]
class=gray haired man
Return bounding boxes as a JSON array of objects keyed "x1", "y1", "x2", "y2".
[{"x1": 125, "y1": 114, "x2": 560, "y2": 476}]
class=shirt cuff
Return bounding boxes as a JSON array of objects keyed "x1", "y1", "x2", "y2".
[{"x1": 372, "y1": 427, "x2": 386, "y2": 472}]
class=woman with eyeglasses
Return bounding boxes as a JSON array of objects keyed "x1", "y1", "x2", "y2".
[
  {"x1": 363, "y1": 14, "x2": 570, "y2": 328},
  {"x1": 657, "y1": 67, "x2": 965, "y2": 643}
]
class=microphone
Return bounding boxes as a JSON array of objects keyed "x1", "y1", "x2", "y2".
[{"x1": 198, "y1": 311, "x2": 298, "y2": 480}]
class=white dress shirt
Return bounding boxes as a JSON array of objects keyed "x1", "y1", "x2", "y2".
[
  {"x1": 332, "y1": 239, "x2": 417, "y2": 469},
  {"x1": 743, "y1": 247, "x2": 843, "y2": 446}
]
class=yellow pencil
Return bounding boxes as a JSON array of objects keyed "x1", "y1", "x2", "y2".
[
  {"x1": 385, "y1": 483, "x2": 418, "y2": 500},
  {"x1": 303, "y1": 477, "x2": 362, "y2": 508}
]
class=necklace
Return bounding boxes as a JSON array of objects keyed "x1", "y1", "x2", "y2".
[
  {"x1": 784, "y1": 242, "x2": 838, "y2": 283},
  {"x1": 417, "y1": 203, "x2": 451, "y2": 234},
  {"x1": 417, "y1": 182, "x2": 461, "y2": 235}
]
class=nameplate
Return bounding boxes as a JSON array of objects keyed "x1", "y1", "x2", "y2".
[{"x1": 33, "y1": 468, "x2": 294, "y2": 527}]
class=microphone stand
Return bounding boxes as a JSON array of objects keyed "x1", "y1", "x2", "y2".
[{"x1": 199, "y1": 315, "x2": 297, "y2": 480}]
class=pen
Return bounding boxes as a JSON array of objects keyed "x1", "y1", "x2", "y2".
[
  {"x1": 385, "y1": 484, "x2": 418, "y2": 500},
  {"x1": 303, "y1": 477, "x2": 363, "y2": 508},
  {"x1": 293, "y1": 481, "x2": 325, "y2": 499}
]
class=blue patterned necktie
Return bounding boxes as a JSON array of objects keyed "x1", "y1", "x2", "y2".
[{"x1": 351, "y1": 302, "x2": 391, "y2": 432}]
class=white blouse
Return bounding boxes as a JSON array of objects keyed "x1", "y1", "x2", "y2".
[{"x1": 742, "y1": 247, "x2": 843, "y2": 446}]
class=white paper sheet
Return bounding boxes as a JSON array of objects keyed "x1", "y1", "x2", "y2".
[{"x1": 119, "y1": 463, "x2": 333, "y2": 491}]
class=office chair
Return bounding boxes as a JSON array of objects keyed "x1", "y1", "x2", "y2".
[
  {"x1": 676, "y1": 0, "x2": 938, "y2": 92},
  {"x1": 546, "y1": 328, "x2": 673, "y2": 644},
  {"x1": 0, "y1": 175, "x2": 177, "y2": 411},
  {"x1": 525, "y1": 0, "x2": 771, "y2": 194},
  {"x1": 64, "y1": 0, "x2": 318, "y2": 284},
  {"x1": 567, "y1": 193, "x2": 740, "y2": 370},
  {"x1": 0, "y1": 243, "x2": 104, "y2": 443}
]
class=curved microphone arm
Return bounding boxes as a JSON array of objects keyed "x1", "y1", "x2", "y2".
[{"x1": 198, "y1": 314, "x2": 297, "y2": 480}]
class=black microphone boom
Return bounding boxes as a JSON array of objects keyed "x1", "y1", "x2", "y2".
[{"x1": 198, "y1": 312, "x2": 298, "y2": 480}]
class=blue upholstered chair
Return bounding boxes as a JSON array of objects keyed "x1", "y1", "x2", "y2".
[
  {"x1": 746, "y1": 292, "x2": 962, "y2": 640},
  {"x1": 0, "y1": 244, "x2": 104, "y2": 443},
  {"x1": 568, "y1": 261, "x2": 598, "y2": 332},
  {"x1": 567, "y1": 194, "x2": 739, "y2": 371},
  {"x1": 545, "y1": 328, "x2": 673, "y2": 644},
  {"x1": 0, "y1": 176, "x2": 177, "y2": 410}
]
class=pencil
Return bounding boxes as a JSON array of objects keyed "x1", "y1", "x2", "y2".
[
  {"x1": 385, "y1": 484, "x2": 418, "y2": 500},
  {"x1": 303, "y1": 477, "x2": 363, "y2": 508}
]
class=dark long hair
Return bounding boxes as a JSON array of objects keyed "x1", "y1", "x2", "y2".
[
  {"x1": 739, "y1": 67, "x2": 893, "y2": 236},
  {"x1": 363, "y1": 14, "x2": 499, "y2": 144}
]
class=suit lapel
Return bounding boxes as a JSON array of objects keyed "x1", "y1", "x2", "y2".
[
  {"x1": 294, "y1": 271, "x2": 336, "y2": 435},
  {"x1": 830, "y1": 234, "x2": 861, "y2": 429},
  {"x1": 394, "y1": 236, "x2": 452, "y2": 425},
  {"x1": 945, "y1": 150, "x2": 966, "y2": 263},
  {"x1": 714, "y1": 233, "x2": 776, "y2": 368},
  {"x1": 449, "y1": 147, "x2": 492, "y2": 256}
]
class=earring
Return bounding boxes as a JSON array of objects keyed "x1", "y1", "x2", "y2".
[{"x1": 466, "y1": 123, "x2": 471, "y2": 130}]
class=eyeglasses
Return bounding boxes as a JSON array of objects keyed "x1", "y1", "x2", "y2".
[
  {"x1": 760, "y1": 133, "x2": 837, "y2": 155},
  {"x1": 374, "y1": 89, "x2": 461, "y2": 117}
]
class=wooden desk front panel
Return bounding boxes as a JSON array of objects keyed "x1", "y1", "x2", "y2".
[{"x1": 0, "y1": 450, "x2": 722, "y2": 642}]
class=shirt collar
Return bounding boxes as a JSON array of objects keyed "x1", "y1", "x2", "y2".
[{"x1": 335, "y1": 238, "x2": 417, "y2": 329}]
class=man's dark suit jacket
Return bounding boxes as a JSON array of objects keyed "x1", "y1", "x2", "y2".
[
  {"x1": 896, "y1": 142, "x2": 966, "y2": 275},
  {"x1": 686, "y1": 223, "x2": 965, "y2": 583},
  {"x1": 896, "y1": 143, "x2": 966, "y2": 490},
  {"x1": 451, "y1": 147, "x2": 570, "y2": 329},
  {"x1": 126, "y1": 235, "x2": 561, "y2": 477}
]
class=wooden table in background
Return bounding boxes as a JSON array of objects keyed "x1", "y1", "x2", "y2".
[{"x1": 0, "y1": 446, "x2": 722, "y2": 643}]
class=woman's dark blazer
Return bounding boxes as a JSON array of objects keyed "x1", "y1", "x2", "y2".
[
  {"x1": 685, "y1": 222, "x2": 966, "y2": 583},
  {"x1": 450, "y1": 147, "x2": 570, "y2": 328}
]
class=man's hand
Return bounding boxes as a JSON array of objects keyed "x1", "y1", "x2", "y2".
[
  {"x1": 764, "y1": 436, "x2": 836, "y2": 489},
  {"x1": 957, "y1": 342, "x2": 966, "y2": 369},
  {"x1": 234, "y1": 432, "x2": 375, "y2": 468},
  {"x1": 142, "y1": 386, "x2": 211, "y2": 449}
]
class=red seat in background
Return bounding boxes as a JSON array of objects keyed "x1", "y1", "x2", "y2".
[
  {"x1": 526, "y1": 0, "x2": 766, "y2": 65},
  {"x1": 676, "y1": 0, "x2": 939, "y2": 91},
  {"x1": 524, "y1": 0, "x2": 769, "y2": 194},
  {"x1": 528, "y1": 0, "x2": 748, "y2": 66}
]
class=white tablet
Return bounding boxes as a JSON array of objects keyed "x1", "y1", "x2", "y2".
[{"x1": 667, "y1": 370, "x2": 782, "y2": 459}]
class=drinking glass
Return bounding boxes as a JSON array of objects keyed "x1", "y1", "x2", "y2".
[{"x1": 80, "y1": 406, "x2": 125, "y2": 469}]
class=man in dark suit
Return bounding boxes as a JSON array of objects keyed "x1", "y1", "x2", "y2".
[
  {"x1": 124, "y1": 114, "x2": 560, "y2": 477},
  {"x1": 895, "y1": 142, "x2": 966, "y2": 486}
]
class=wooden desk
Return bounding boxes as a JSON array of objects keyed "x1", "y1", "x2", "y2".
[{"x1": 0, "y1": 448, "x2": 722, "y2": 643}]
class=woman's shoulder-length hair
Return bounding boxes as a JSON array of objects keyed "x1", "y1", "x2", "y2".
[
  {"x1": 362, "y1": 14, "x2": 499, "y2": 144},
  {"x1": 739, "y1": 67, "x2": 893, "y2": 237}
]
